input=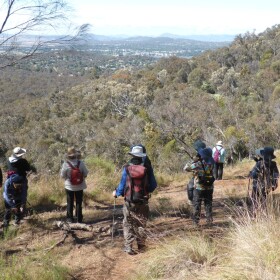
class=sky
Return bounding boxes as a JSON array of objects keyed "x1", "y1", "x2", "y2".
[{"x1": 67, "y1": 0, "x2": 280, "y2": 37}]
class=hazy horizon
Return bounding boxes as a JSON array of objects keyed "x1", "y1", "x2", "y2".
[{"x1": 67, "y1": 0, "x2": 280, "y2": 37}]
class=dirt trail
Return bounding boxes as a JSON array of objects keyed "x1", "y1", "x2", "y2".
[{"x1": 0, "y1": 178, "x2": 251, "y2": 280}]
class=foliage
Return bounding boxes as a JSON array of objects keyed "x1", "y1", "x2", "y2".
[{"x1": 1, "y1": 24, "x2": 280, "y2": 175}]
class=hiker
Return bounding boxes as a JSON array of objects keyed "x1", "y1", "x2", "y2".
[
  {"x1": 249, "y1": 147, "x2": 279, "y2": 211},
  {"x1": 7, "y1": 147, "x2": 34, "y2": 213},
  {"x1": 60, "y1": 147, "x2": 88, "y2": 223},
  {"x1": 185, "y1": 147, "x2": 215, "y2": 225},
  {"x1": 7, "y1": 147, "x2": 33, "y2": 185},
  {"x1": 3, "y1": 174, "x2": 27, "y2": 227},
  {"x1": 212, "y1": 141, "x2": 226, "y2": 180},
  {"x1": 183, "y1": 140, "x2": 206, "y2": 205},
  {"x1": 112, "y1": 145, "x2": 157, "y2": 255}
]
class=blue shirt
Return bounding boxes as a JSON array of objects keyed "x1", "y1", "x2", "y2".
[{"x1": 3, "y1": 177, "x2": 27, "y2": 207}]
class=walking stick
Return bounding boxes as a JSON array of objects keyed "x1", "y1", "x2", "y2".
[{"x1": 112, "y1": 197, "x2": 116, "y2": 243}]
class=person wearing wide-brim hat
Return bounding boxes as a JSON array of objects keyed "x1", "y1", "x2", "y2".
[
  {"x1": 249, "y1": 146, "x2": 279, "y2": 212},
  {"x1": 212, "y1": 141, "x2": 226, "y2": 180},
  {"x1": 7, "y1": 147, "x2": 32, "y2": 179},
  {"x1": 112, "y1": 144, "x2": 157, "y2": 255},
  {"x1": 186, "y1": 147, "x2": 215, "y2": 226},
  {"x1": 60, "y1": 147, "x2": 88, "y2": 223}
]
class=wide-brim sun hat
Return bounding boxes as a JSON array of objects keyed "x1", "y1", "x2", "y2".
[
  {"x1": 13, "y1": 147, "x2": 26, "y2": 157},
  {"x1": 260, "y1": 146, "x2": 276, "y2": 159},
  {"x1": 193, "y1": 139, "x2": 206, "y2": 152},
  {"x1": 255, "y1": 148, "x2": 263, "y2": 157},
  {"x1": 67, "y1": 147, "x2": 77, "y2": 157},
  {"x1": 198, "y1": 147, "x2": 215, "y2": 164},
  {"x1": 128, "y1": 145, "x2": 146, "y2": 158},
  {"x1": 216, "y1": 141, "x2": 223, "y2": 146}
]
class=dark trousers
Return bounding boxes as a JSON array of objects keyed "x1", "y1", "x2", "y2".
[
  {"x1": 66, "y1": 189, "x2": 83, "y2": 222},
  {"x1": 251, "y1": 180, "x2": 268, "y2": 212},
  {"x1": 214, "y1": 162, "x2": 224, "y2": 180},
  {"x1": 193, "y1": 189, "x2": 213, "y2": 223},
  {"x1": 187, "y1": 177, "x2": 194, "y2": 202},
  {"x1": 4, "y1": 200, "x2": 22, "y2": 225}
]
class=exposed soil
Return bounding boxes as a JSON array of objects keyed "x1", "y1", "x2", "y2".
[{"x1": 2, "y1": 177, "x2": 274, "y2": 279}]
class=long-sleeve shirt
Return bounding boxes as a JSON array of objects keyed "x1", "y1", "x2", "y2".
[
  {"x1": 3, "y1": 177, "x2": 27, "y2": 207},
  {"x1": 60, "y1": 159, "x2": 88, "y2": 191}
]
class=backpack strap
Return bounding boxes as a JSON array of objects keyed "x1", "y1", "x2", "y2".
[{"x1": 67, "y1": 160, "x2": 80, "y2": 169}]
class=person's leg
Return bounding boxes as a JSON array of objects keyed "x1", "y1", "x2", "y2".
[
  {"x1": 204, "y1": 189, "x2": 214, "y2": 223},
  {"x1": 218, "y1": 163, "x2": 224, "y2": 180},
  {"x1": 3, "y1": 201, "x2": 12, "y2": 227},
  {"x1": 193, "y1": 189, "x2": 202, "y2": 225},
  {"x1": 14, "y1": 200, "x2": 22, "y2": 224},
  {"x1": 66, "y1": 189, "x2": 74, "y2": 222},
  {"x1": 187, "y1": 177, "x2": 194, "y2": 204},
  {"x1": 213, "y1": 163, "x2": 218, "y2": 180},
  {"x1": 75, "y1": 190, "x2": 83, "y2": 223},
  {"x1": 123, "y1": 202, "x2": 136, "y2": 254},
  {"x1": 135, "y1": 202, "x2": 149, "y2": 251}
]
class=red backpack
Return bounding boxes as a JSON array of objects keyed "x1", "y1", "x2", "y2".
[
  {"x1": 125, "y1": 164, "x2": 148, "y2": 203},
  {"x1": 213, "y1": 147, "x2": 222, "y2": 163},
  {"x1": 67, "y1": 161, "x2": 83, "y2": 185}
]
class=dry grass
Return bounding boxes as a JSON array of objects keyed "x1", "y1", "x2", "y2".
[{"x1": 133, "y1": 234, "x2": 218, "y2": 280}]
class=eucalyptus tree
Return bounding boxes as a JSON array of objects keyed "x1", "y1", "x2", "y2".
[{"x1": 0, "y1": 0, "x2": 90, "y2": 68}]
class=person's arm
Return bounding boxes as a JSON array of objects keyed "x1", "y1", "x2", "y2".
[
  {"x1": 80, "y1": 161, "x2": 89, "y2": 178},
  {"x1": 60, "y1": 161, "x2": 68, "y2": 179},
  {"x1": 0, "y1": 167, "x2": 2, "y2": 187},
  {"x1": 21, "y1": 184, "x2": 28, "y2": 205},
  {"x1": 115, "y1": 168, "x2": 127, "y2": 197},
  {"x1": 272, "y1": 162, "x2": 279, "y2": 190},
  {"x1": 3, "y1": 181, "x2": 16, "y2": 207},
  {"x1": 250, "y1": 161, "x2": 261, "y2": 179},
  {"x1": 147, "y1": 167, "x2": 157, "y2": 193}
]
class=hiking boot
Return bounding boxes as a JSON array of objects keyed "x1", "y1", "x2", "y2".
[
  {"x1": 206, "y1": 217, "x2": 213, "y2": 226},
  {"x1": 137, "y1": 244, "x2": 146, "y2": 253},
  {"x1": 66, "y1": 218, "x2": 74, "y2": 223},
  {"x1": 123, "y1": 247, "x2": 136, "y2": 255},
  {"x1": 192, "y1": 220, "x2": 199, "y2": 227},
  {"x1": 3, "y1": 220, "x2": 9, "y2": 228}
]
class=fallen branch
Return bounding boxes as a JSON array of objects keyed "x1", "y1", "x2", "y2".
[
  {"x1": 44, "y1": 232, "x2": 68, "y2": 252},
  {"x1": 53, "y1": 221, "x2": 112, "y2": 234}
]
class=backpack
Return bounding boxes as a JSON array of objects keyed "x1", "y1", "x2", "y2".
[
  {"x1": 67, "y1": 161, "x2": 83, "y2": 185},
  {"x1": 213, "y1": 147, "x2": 222, "y2": 163},
  {"x1": 124, "y1": 164, "x2": 148, "y2": 203},
  {"x1": 197, "y1": 161, "x2": 215, "y2": 187},
  {"x1": 258, "y1": 160, "x2": 277, "y2": 190}
]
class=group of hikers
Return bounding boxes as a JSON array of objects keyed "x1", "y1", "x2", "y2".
[{"x1": 1, "y1": 141, "x2": 279, "y2": 255}]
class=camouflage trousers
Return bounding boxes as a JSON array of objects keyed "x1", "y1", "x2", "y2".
[{"x1": 123, "y1": 201, "x2": 149, "y2": 250}]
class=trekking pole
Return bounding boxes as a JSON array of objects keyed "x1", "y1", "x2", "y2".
[{"x1": 111, "y1": 197, "x2": 116, "y2": 243}]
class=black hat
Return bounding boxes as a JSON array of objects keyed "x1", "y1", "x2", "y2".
[
  {"x1": 260, "y1": 147, "x2": 276, "y2": 160},
  {"x1": 193, "y1": 140, "x2": 206, "y2": 152},
  {"x1": 198, "y1": 147, "x2": 214, "y2": 164}
]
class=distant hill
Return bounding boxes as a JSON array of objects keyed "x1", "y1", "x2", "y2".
[
  {"x1": 89, "y1": 33, "x2": 235, "y2": 43},
  {"x1": 159, "y1": 33, "x2": 236, "y2": 42}
]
